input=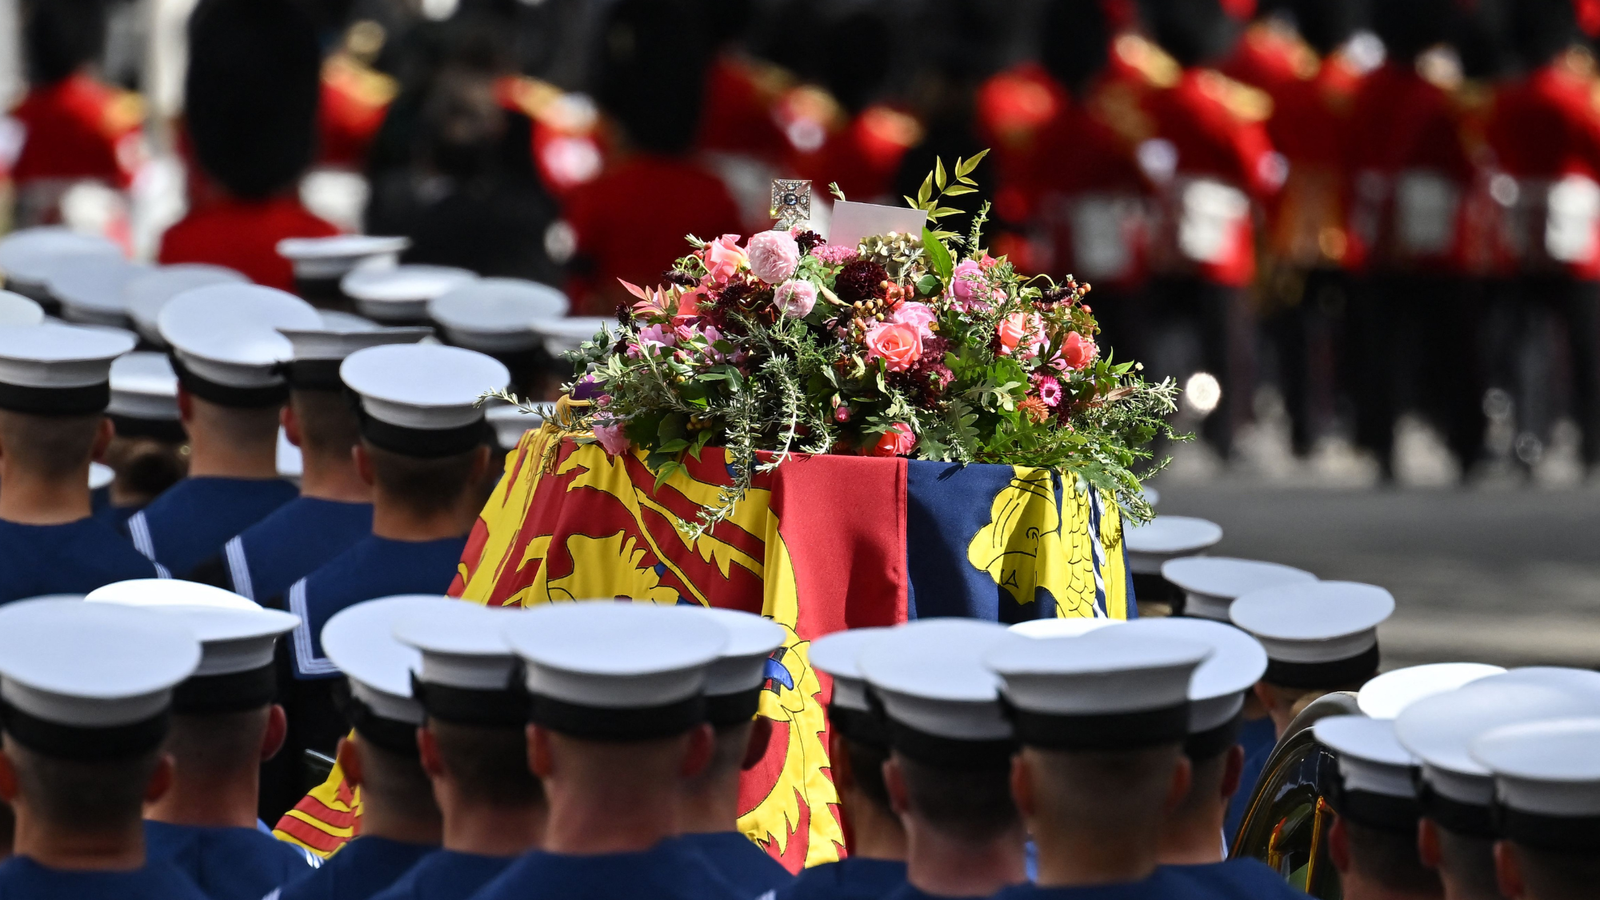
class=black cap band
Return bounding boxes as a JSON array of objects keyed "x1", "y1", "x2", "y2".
[
  {"x1": 1417, "y1": 779, "x2": 1496, "y2": 838},
  {"x1": 528, "y1": 692, "x2": 705, "y2": 742},
  {"x1": 829, "y1": 704, "x2": 888, "y2": 748},
  {"x1": 0, "y1": 701, "x2": 169, "y2": 761},
  {"x1": 344, "y1": 696, "x2": 421, "y2": 757},
  {"x1": 1494, "y1": 803, "x2": 1600, "y2": 852},
  {"x1": 170, "y1": 355, "x2": 289, "y2": 408},
  {"x1": 1003, "y1": 699, "x2": 1192, "y2": 751},
  {"x1": 0, "y1": 381, "x2": 110, "y2": 415},
  {"x1": 282, "y1": 359, "x2": 345, "y2": 392},
  {"x1": 885, "y1": 718, "x2": 1016, "y2": 770},
  {"x1": 705, "y1": 688, "x2": 762, "y2": 729},
  {"x1": 1183, "y1": 713, "x2": 1244, "y2": 761},
  {"x1": 1328, "y1": 782, "x2": 1422, "y2": 833},
  {"x1": 109, "y1": 413, "x2": 187, "y2": 442},
  {"x1": 1264, "y1": 643, "x2": 1381, "y2": 690},
  {"x1": 410, "y1": 673, "x2": 528, "y2": 729},
  {"x1": 358, "y1": 410, "x2": 490, "y2": 459},
  {"x1": 172, "y1": 663, "x2": 277, "y2": 715}
]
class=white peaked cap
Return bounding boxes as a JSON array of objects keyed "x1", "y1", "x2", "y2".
[
  {"x1": 49, "y1": 256, "x2": 149, "y2": 326},
  {"x1": 0, "y1": 290, "x2": 46, "y2": 327},
  {"x1": 0, "y1": 323, "x2": 134, "y2": 414},
  {"x1": 85, "y1": 579, "x2": 296, "y2": 678},
  {"x1": 125, "y1": 265, "x2": 249, "y2": 344},
  {"x1": 341, "y1": 343, "x2": 510, "y2": 431},
  {"x1": 1007, "y1": 617, "x2": 1123, "y2": 638},
  {"x1": 1230, "y1": 582, "x2": 1394, "y2": 687},
  {"x1": 158, "y1": 284, "x2": 320, "y2": 393},
  {"x1": 430, "y1": 278, "x2": 570, "y2": 352},
  {"x1": 343, "y1": 265, "x2": 477, "y2": 323},
  {"x1": 108, "y1": 351, "x2": 179, "y2": 421},
  {"x1": 1122, "y1": 516, "x2": 1223, "y2": 574},
  {"x1": 530, "y1": 316, "x2": 612, "y2": 356},
  {"x1": 1315, "y1": 715, "x2": 1419, "y2": 803},
  {"x1": 85, "y1": 578, "x2": 258, "y2": 610},
  {"x1": 1396, "y1": 681, "x2": 1600, "y2": 811},
  {"x1": 278, "y1": 236, "x2": 410, "y2": 280},
  {"x1": 323, "y1": 595, "x2": 456, "y2": 726},
  {"x1": 858, "y1": 618, "x2": 1013, "y2": 745},
  {"x1": 1356, "y1": 662, "x2": 1505, "y2": 720},
  {"x1": 809, "y1": 627, "x2": 891, "y2": 713},
  {"x1": 0, "y1": 228, "x2": 121, "y2": 288},
  {"x1": 681, "y1": 607, "x2": 785, "y2": 697},
  {"x1": 0, "y1": 599, "x2": 200, "y2": 746},
  {"x1": 1160, "y1": 557, "x2": 1317, "y2": 622},
  {"x1": 1471, "y1": 718, "x2": 1600, "y2": 823},
  {"x1": 1116, "y1": 617, "x2": 1268, "y2": 735},
  {"x1": 392, "y1": 601, "x2": 519, "y2": 691}
]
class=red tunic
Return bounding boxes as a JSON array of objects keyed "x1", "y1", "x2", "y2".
[
  {"x1": 317, "y1": 54, "x2": 394, "y2": 170},
  {"x1": 563, "y1": 155, "x2": 743, "y2": 315},
  {"x1": 9, "y1": 73, "x2": 141, "y2": 188},
  {"x1": 158, "y1": 195, "x2": 339, "y2": 291},
  {"x1": 696, "y1": 54, "x2": 794, "y2": 165},
  {"x1": 791, "y1": 104, "x2": 923, "y2": 203}
]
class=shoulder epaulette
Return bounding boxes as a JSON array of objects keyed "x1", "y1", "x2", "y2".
[
  {"x1": 322, "y1": 53, "x2": 397, "y2": 109},
  {"x1": 1113, "y1": 33, "x2": 1180, "y2": 89},
  {"x1": 1197, "y1": 70, "x2": 1273, "y2": 122},
  {"x1": 100, "y1": 89, "x2": 144, "y2": 137},
  {"x1": 497, "y1": 75, "x2": 597, "y2": 133}
]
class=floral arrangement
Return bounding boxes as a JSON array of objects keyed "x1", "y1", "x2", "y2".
[{"x1": 539, "y1": 156, "x2": 1180, "y2": 537}]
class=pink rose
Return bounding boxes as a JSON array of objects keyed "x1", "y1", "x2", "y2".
[
  {"x1": 863, "y1": 321, "x2": 923, "y2": 372},
  {"x1": 703, "y1": 234, "x2": 747, "y2": 285},
  {"x1": 1060, "y1": 331, "x2": 1097, "y2": 370},
  {"x1": 869, "y1": 423, "x2": 917, "y2": 457},
  {"x1": 891, "y1": 301, "x2": 937, "y2": 337},
  {"x1": 774, "y1": 280, "x2": 818, "y2": 318},
  {"x1": 593, "y1": 423, "x2": 630, "y2": 456},
  {"x1": 746, "y1": 230, "x2": 801, "y2": 284},
  {"x1": 638, "y1": 323, "x2": 676, "y2": 353},
  {"x1": 949, "y1": 259, "x2": 995, "y2": 312},
  {"x1": 997, "y1": 312, "x2": 1046, "y2": 358}
]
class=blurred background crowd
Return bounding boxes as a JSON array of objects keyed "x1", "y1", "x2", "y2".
[{"x1": 6, "y1": 0, "x2": 1600, "y2": 485}]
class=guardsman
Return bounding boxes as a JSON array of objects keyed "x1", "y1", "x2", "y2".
[
  {"x1": 86, "y1": 580, "x2": 316, "y2": 899},
  {"x1": 1227, "y1": 582, "x2": 1395, "y2": 839},
  {"x1": 1110, "y1": 619, "x2": 1305, "y2": 896},
  {"x1": 783, "y1": 627, "x2": 908, "y2": 900},
  {"x1": 695, "y1": 0, "x2": 794, "y2": 170},
  {"x1": 8, "y1": 0, "x2": 142, "y2": 229},
  {"x1": 369, "y1": 601, "x2": 545, "y2": 900},
  {"x1": 158, "y1": 0, "x2": 339, "y2": 292},
  {"x1": 1472, "y1": 717, "x2": 1600, "y2": 900},
  {"x1": 1313, "y1": 717, "x2": 1444, "y2": 900},
  {"x1": 0, "y1": 599, "x2": 208, "y2": 899},
  {"x1": 276, "y1": 343, "x2": 504, "y2": 806},
  {"x1": 1345, "y1": 0, "x2": 1484, "y2": 479},
  {"x1": 276, "y1": 596, "x2": 447, "y2": 900},
  {"x1": 1396, "y1": 677, "x2": 1600, "y2": 900},
  {"x1": 1489, "y1": 0, "x2": 1600, "y2": 477},
  {"x1": 1140, "y1": 0, "x2": 1278, "y2": 459},
  {"x1": 0, "y1": 322, "x2": 162, "y2": 601},
  {"x1": 102, "y1": 352, "x2": 187, "y2": 524},
  {"x1": 983, "y1": 628, "x2": 1209, "y2": 897},
  {"x1": 470, "y1": 602, "x2": 745, "y2": 900},
  {"x1": 317, "y1": 21, "x2": 397, "y2": 171},
  {"x1": 562, "y1": 0, "x2": 742, "y2": 315},
  {"x1": 674, "y1": 607, "x2": 791, "y2": 897},
  {"x1": 859, "y1": 619, "x2": 1028, "y2": 900},
  {"x1": 128, "y1": 285, "x2": 318, "y2": 578},
  {"x1": 1121, "y1": 514, "x2": 1225, "y2": 616},
  {"x1": 188, "y1": 325, "x2": 430, "y2": 603}
]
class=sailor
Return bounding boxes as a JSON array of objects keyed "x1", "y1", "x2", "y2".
[
  {"x1": 344, "y1": 265, "x2": 476, "y2": 327},
  {"x1": 1395, "y1": 678, "x2": 1600, "y2": 900},
  {"x1": 470, "y1": 602, "x2": 745, "y2": 900},
  {"x1": 673, "y1": 607, "x2": 791, "y2": 897},
  {"x1": 370, "y1": 601, "x2": 546, "y2": 900},
  {"x1": 277, "y1": 343, "x2": 505, "y2": 803},
  {"x1": 0, "y1": 227, "x2": 121, "y2": 310},
  {"x1": 0, "y1": 322, "x2": 163, "y2": 602},
  {"x1": 427, "y1": 278, "x2": 570, "y2": 399},
  {"x1": 128, "y1": 284, "x2": 319, "y2": 577},
  {"x1": 0, "y1": 599, "x2": 208, "y2": 899},
  {"x1": 1355, "y1": 663, "x2": 1505, "y2": 720},
  {"x1": 278, "y1": 235, "x2": 411, "y2": 311},
  {"x1": 983, "y1": 628, "x2": 1210, "y2": 897},
  {"x1": 1110, "y1": 618, "x2": 1304, "y2": 896},
  {"x1": 1121, "y1": 515, "x2": 1225, "y2": 617},
  {"x1": 1312, "y1": 716, "x2": 1443, "y2": 900},
  {"x1": 783, "y1": 627, "x2": 908, "y2": 900},
  {"x1": 1226, "y1": 581, "x2": 1394, "y2": 836},
  {"x1": 277, "y1": 596, "x2": 449, "y2": 900},
  {"x1": 1470, "y1": 717, "x2": 1600, "y2": 900},
  {"x1": 858, "y1": 619, "x2": 1027, "y2": 900},
  {"x1": 124, "y1": 264, "x2": 250, "y2": 347},
  {"x1": 188, "y1": 324, "x2": 430, "y2": 603},
  {"x1": 102, "y1": 351, "x2": 187, "y2": 524},
  {"x1": 85, "y1": 579, "x2": 316, "y2": 899}
]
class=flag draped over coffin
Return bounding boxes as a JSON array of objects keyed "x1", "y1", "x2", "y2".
[{"x1": 276, "y1": 425, "x2": 1131, "y2": 866}]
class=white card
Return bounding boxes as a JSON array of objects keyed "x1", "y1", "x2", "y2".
[{"x1": 827, "y1": 201, "x2": 929, "y2": 248}]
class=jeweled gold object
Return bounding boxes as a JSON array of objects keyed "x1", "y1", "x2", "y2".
[{"x1": 770, "y1": 179, "x2": 811, "y2": 229}]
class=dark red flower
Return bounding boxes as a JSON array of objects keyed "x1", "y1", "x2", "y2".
[{"x1": 834, "y1": 259, "x2": 890, "y2": 304}]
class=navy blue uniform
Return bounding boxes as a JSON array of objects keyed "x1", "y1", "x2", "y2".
[
  {"x1": 1226, "y1": 733, "x2": 1275, "y2": 841},
  {"x1": 883, "y1": 883, "x2": 1000, "y2": 900},
  {"x1": 675, "y1": 831, "x2": 794, "y2": 897},
  {"x1": 368, "y1": 849, "x2": 512, "y2": 900},
  {"x1": 191, "y1": 497, "x2": 372, "y2": 603},
  {"x1": 469, "y1": 842, "x2": 746, "y2": 900},
  {"x1": 1165, "y1": 859, "x2": 1313, "y2": 899},
  {"x1": 145, "y1": 820, "x2": 315, "y2": 900},
  {"x1": 0, "y1": 517, "x2": 163, "y2": 603},
  {"x1": 777, "y1": 857, "x2": 907, "y2": 900},
  {"x1": 0, "y1": 855, "x2": 212, "y2": 900},
  {"x1": 993, "y1": 868, "x2": 1202, "y2": 900},
  {"x1": 274, "y1": 837, "x2": 435, "y2": 900},
  {"x1": 123, "y1": 476, "x2": 299, "y2": 578}
]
